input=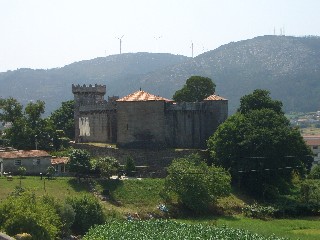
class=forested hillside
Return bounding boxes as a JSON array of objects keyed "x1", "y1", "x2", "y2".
[{"x1": 1, "y1": 35, "x2": 320, "y2": 114}]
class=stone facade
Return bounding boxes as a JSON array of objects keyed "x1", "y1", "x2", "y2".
[{"x1": 72, "y1": 84, "x2": 228, "y2": 149}]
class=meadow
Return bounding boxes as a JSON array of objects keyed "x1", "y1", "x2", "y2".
[{"x1": 1, "y1": 176, "x2": 320, "y2": 240}]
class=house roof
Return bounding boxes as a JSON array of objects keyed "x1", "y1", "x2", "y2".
[
  {"x1": 304, "y1": 137, "x2": 320, "y2": 146},
  {"x1": 117, "y1": 90, "x2": 172, "y2": 102},
  {"x1": 204, "y1": 94, "x2": 227, "y2": 101},
  {"x1": 0, "y1": 150, "x2": 51, "y2": 159},
  {"x1": 51, "y1": 157, "x2": 69, "y2": 165}
]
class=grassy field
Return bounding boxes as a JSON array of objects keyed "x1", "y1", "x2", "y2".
[
  {"x1": 1, "y1": 176, "x2": 320, "y2": 240},
  {"x1": 0, "y1": 176, "x2": 91, "y2": 201}
]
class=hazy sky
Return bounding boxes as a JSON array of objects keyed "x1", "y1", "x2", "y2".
[{"x1": 1, "y1": 0, "x2": 320, "y2": 72}]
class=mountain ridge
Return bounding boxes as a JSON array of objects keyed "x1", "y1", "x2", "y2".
[{"x1": 1, "y1": 35, "x2": 320, "y2": 115}]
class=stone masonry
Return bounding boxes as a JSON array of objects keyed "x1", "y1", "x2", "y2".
[{"x1": 72, "y1": 84, "x2": 228, "y2": 149}]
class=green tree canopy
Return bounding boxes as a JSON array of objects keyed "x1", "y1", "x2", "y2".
[
  {"x1": 67, "y1": 149, "x2": 91, "y2": 177},
  {"x1": 50, "y1": 100, "x2": 75, "y2": 140},
  {"x1": 172, "y1": 76, "x2": 216, "y2": 102},
  {"x1": 92, "y1": 156, "x2": 120, "y2": 179},
  {"x1": 208, "y1": 90, "x2": 313, "y2": 199},
  {"x1": 164, "y1": 154, "x2": 231, "y2": 213},
  {"x1": 238, "y1": 89, "x2": 283, "y2": 114}
]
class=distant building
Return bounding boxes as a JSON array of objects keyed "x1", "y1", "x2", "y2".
[
  {"x1": 51, "y1": 156, "x2": 69, "y2": 176},
  {"x1": 0, "y1": 150, "x2": 51, "y2": 175},
  {"x1": 303, "y1": 135, "x2": 320, "y2": 165},
  {"x1": 72, "y1": 84, "x2": 228, "y2": 149}
]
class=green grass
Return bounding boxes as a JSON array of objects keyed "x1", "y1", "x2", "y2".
[
  {"x1": 1, "y1": 177, "x2": 320, "y2": 239},
  {"x1": 93, "y1": 178, "x2": 165, "y2": 214},
  {"x1": 180, "y1": 216, "x2": 320, "y2": 240},
  {"x1": 0, "y1": 176, "x2": 91, "y2": 201}
]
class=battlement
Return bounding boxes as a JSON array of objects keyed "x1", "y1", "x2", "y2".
[{"x1": 72, "y1": 84, "x2": 106, "y2": 94}]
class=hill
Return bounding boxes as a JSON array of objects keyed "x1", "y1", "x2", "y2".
[
  {"x1": 138, "y1": 35, "x2": 320, "y2": 113},
  {"x1": 0, "y1": 53, "x2": 189, "y2": 115},
  {"x1": 1, "y1": 35, "x2": 320, "y2": 114}
]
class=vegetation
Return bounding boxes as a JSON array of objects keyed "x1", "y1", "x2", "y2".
[
  {"x1": 83, "y1": 220, "x2": 288, "y2": 240},
  {"x1": 208, "y1": 90, "x2": 313, "y2": 198},
  {"x1": 66, "y1": 194, "x2": 105, "y2": 235},
  {"x1": 50, "y1": 100, "x2": 75, "y2": 140},
  {"x1": 92, "y1": 156, "x2": 120, "y2": 179},
  {"x1": 164, "y1": 154, "x2": 231, "y2": 212},
  {"x1": 0, "y1": 97, "x2": 71, "y2": 150},
  {"x1": 125, "y1": 157, "x2": 136, "y2": 177},
  {"x1": 0, "y1": 191, "x2": 62, "y2": 240},
  {"x1": 0, "y1": 176, "x2": 320, "y2": 239},
  {"x1": 172, "y1": 76, "x2": 215, "y2": 102},
  {"x1": 67, "y1": 149, "x2": 91, "y2": 178}
]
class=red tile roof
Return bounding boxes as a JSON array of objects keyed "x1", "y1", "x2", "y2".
[
  {"x1": 117, "y1": 90, "x2": 172, "y2": 102},
  {"x1": 204, "y1": 94, "x2": 227, "y2": 101},
  {"x1": 303, "y1": 136, "x2": 320, "y2": 146},
  {"x1": 0, "y1": 150, "x2": 51, "y2": 159},
  {"x1": 51, "y1": 157, "x2": 69, "y2": 165}
]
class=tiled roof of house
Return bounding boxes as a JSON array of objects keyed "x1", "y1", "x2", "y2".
[
  {"x1": 117, "y1": 90, "x2": 172, "y2": 102},
  {"x1": 51, "y1": 157, "x2": 69, "y2": 165},
  {"x1": 204, "y1": 94, "x2": 227, "y2": 101},
  {"x1": 303, "y1": 136, "x2": 320, "y2": 146},
  {"x1": 0, "y1": 150, "x2": 50, "y2": 159}
]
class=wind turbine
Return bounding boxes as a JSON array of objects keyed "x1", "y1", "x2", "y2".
[{"x1": 117, "y1": 35, "x2": 124, "y2": 54}]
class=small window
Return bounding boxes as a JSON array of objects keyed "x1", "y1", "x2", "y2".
[{"x1": 14, "y1": 159, "x2": 21, "y2": 166}]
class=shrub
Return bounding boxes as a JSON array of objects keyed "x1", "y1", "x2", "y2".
[
  {"x1": 66, "y1": 194, "x2": 105, "y2": 235},
  {"x1": 242, "y1": 203, "x2": 277, "y2": 219},
  {"x1": 0, "y1": 192, "x2": 61, "y2": 240},
  {"x1": 92, "y1": 156, "x2": 120, "y2": 179},
  {"x1": 308, "y1": 164, "x2": 320, "y2": 179},
  {"x1": 164, "y1": 154, "x2": 231, "y2": 213},
  {"x1": 125, "y1": 157, "x2": 136, "y2": 177}
]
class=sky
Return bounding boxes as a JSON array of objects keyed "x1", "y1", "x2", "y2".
[{"x1": 1, "y1": 0, "x2": 320, "y2": 72}]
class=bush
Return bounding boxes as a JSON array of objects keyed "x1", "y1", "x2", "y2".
[
  {"x1": 164, "y1": 154, "x2": 231, "y2": 213},
  {"x1": 0, "y1": 192, "x2": 61, "y2": 240},
  {"x1": 66, "y1": 194, "x2": 105, "y2": 235},
  {"x1": 308, "y1": 164, "x2": 320, "y2": 179},
  {"x1": 125, "y1": 157, "x2": 136, "y2": 177},
  {"x1": 242, "y1": 203, "x2": 277, "y2": 219},
  {"x1": 92, "y1": 156, "x2": 120, "y2": 179}
]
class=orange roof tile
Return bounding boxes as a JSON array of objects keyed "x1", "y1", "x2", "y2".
[
  {"x1": 117, "y1": 90, "x2": 172, "y2": 102},
  {"x1": 51, "y1": 157, "x2": 69, "y2": 165},
  {"x1": 304, "y1": 137, "x2": 320, "y2": 146},
  {"x1": 0, "y1": 150, "x2": 51, "y2": 159},
  {"x1": 204, "y1": 94, "x2": 227, "y2": 101}
]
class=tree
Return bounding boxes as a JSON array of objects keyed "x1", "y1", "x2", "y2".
[
  {"x1": 93, "y1": 156, "x2": 120, "y2": 179},
  {"x1": 50, "y1": 100, "x2": 75, "y2": 140},
  {"x1": 208, "y1": 90, "x2": 313, "y2": 199},
  {"x1": 0, "y1": 98, "x2": 54, "y2": 150},
  {"x1": 172, "y1": 76, "x2": 216, "y2": 102},
  {"x1": 164, "y1": 154, "x2": 231, "y2": 213},
  {"x1": 0, "y1": 97, "x2": 23, "y2": 123},
  {"x1": 67, "y1": 149, "x2": 91, "y2": 178},
  {"x1": 238, "y1": 89, "x2": 283, "y2": 114},
  {"x1": 66, "y1": 194, "x2": 105, "y2": 235}
]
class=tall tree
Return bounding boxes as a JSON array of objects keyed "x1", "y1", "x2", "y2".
[
  {"x1": 208, "y1": 90, "x2": 313, "y2": 199},
  {"x1": 173, "y1": 76, "x2": 216, "y2": 102},
  {"x1": 0, "y1": 98, "x2": 54, "y2": 150},
  {"x1": 238, "y1": 89, "x2": 283, "y2": 114},
  {"x1": 67, "y1": 149, "x2": 91, "y2": 178},
  {"x1": 50, "y1": 100, "x2": 75, "y2": 140}
]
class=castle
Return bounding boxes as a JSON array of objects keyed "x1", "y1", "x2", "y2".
[{"x1": 72, "y1": 84, "x2": 228, "y2": 149}]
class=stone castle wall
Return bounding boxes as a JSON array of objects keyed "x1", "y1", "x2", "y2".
[
  {"x1": 117, "y1": 101, "x2": 166, "y2": 148},
  {"x1": 72, "y1": 84, "x2": 228, "y2": 149}
]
